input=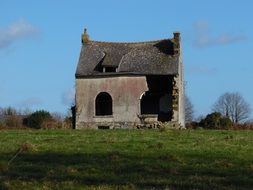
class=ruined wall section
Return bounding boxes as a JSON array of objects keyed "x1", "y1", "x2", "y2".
[
  {"x1": 178, "y1": 52, "x2": 185, "y2": 127},
  {"x1": 75, "y1": 76, "x2": 148, "y2": 129},
  {"x1": 172, "y1": 32, "x2": 185, "y2": 127},
  {"x1": 171, "y1": 76, "x2": 179, "y2": 122}
]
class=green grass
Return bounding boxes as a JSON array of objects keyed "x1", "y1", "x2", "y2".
[{"x1": 0, "y1": 129, "x2": 252, "y2": 190}]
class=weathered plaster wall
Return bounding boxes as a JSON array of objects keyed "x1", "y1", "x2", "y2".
[
  {"x1": 75, "y1": 76, "x2": 148, "y2": 129},
  {"x1": 178, "y1": 56, "x2": 185, "y2": 127}
]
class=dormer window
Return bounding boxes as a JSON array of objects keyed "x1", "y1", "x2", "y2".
[
  {"x1": 104, "y1": 66, "x2": 117, "y2": 72},
  {"x1": 94, "y1": 64, "x2": 118, "y2": 73}
]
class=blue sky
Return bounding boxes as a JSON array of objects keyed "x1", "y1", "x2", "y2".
[{"x1": 0, "y1": 0, "x2": 253, "y2": 118}]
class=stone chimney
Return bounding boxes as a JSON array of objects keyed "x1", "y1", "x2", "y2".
[
  {"x1": 82, "y1": 28, "x2": 89, "y2": 44},
  {"x1": 173, "y1": 32, "x2": 180, "y2": 54}
]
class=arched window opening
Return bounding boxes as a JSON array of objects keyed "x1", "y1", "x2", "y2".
[
  {"x1": 140, "y1": 92, "x2": 160, "y2": 114},
  {"x1": 95, "y1": 92, "x2": 112, "y2": 116}
]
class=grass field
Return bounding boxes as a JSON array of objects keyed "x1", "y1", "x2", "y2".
[{"x1": 0, "y1": 129, "x2": 252, "y2": 190}]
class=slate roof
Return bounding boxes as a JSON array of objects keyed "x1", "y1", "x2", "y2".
[{"x1": 76, "y1": 37, "x2": 179, "y2": 78}]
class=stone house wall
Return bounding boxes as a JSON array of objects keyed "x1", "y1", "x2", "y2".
[{"x1": 75, "y1": 76, "x2": 148, "y2": 129}]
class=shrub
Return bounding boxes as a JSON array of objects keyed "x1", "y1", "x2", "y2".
[
  {"x1": 63, "y1": 116, "x2": 73, "y2": 129},
  {"x1": 26, "y1": 110, "x2": 53, "y2": 129},
  {"x1": 199, "y1": 112, "x2": 232, "y2": 129},
  {"x1": 41, "y1": 120, "x2": 62, "y2": 129},
  {"x1": 0, "y1": 121, "x2": 5, "y2": 129},
  {"x1": 185, "y1": 121, "x2": 199, "y2": 129},
  {"x1": 232, "y1": 123, "x2": 253, "y2": 130},
  {"x1": 5, "y1": 115, "x2": 23, "y2": 128},
  {"x1": 0, "y1": 115, "x2": 25, "y2": 129}
]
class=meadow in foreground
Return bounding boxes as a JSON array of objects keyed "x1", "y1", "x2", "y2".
[{"x1": 0, "y1": 129, "x2": 252, "y2": 190}]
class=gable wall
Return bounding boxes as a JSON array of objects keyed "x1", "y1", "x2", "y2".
[{"x1": 75, "y1": 76, "x2": 148, "y2": 128}]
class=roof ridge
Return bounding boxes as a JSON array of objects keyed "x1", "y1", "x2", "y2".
[{"x1": 88, "y1": 38, "x2": 172, "y2": 45}]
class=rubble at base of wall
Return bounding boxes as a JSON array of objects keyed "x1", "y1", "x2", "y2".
[
  {"x1": 76, "y1": 122, "x2": 136, "y2": 129},
  {"x1": 136, "y1": 121, "x2": 183, "y2": 129},
  {"x1": 76, "y1": 121, "x2": 184, "y2": 129}
]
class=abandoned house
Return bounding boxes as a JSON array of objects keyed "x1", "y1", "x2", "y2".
[{"x1": 74, "y1": 29, "x2": 185, "y2": 129}]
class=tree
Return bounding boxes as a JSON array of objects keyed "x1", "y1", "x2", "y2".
[
  {"x1": 26, "y1": 110, "x2": 53, "y2": 129},
  {"x1": 213, "y1": 92, "x2": 251, "y2": 123},
  {"x1": 0, "y1": 107, "x2": 17, "y2": 115},
  {"x1": 0, "y1": 107, "x2": 25, "y2": 128},
  {"x1": 185, "y1": 95, "x2": 194, "y2": 123},
  {"x1": 199, "y1": 112, "x2": 232, "y2": 129},
  {"x1": 51, "y1": 112, "x2": 65, "y2": 122}
]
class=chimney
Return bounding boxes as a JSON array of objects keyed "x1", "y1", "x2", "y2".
[
  {"x1": 173, "y1": 32, "x2": 180, "y2": 54},
  {"x1": 173, "y1": 32, "x2": 180, "y2": 41},
  {"x1": 82, "y1": 28, "x2": 89, "y2": 44}
]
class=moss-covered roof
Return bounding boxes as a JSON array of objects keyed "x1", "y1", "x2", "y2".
[{"x1": 76, "y1": 37, "x2": 180, "y2": 78}]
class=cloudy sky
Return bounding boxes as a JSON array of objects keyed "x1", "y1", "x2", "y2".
[{"x1": 0, "y1": 0, "x2": 253, "y2": 118}]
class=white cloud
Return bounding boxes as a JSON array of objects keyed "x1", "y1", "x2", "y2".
[
  {"x1": 61, "y1": 88, "x2": 75, "y2": 106},
  {"x1": 193, "y1": 20, "x2": 247, "y2": 47},
  {"x1": 0, "y1": 19, "x2": 38, "y2": 49}
]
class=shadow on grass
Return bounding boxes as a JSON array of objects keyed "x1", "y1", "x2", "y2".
[{"x1": 0, "y1": 151, "x2": 252, "y2": 190}]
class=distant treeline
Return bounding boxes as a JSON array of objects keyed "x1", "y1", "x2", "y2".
[
  {"x1": 185, "y1": 91, "x2": 252, "y2": 130},
  {"x1": 0, "y1": 107, "x2": 73, "y2": 129},
  {"x1": 186, "y1": 112, "x2": 253, "y2": 130}
]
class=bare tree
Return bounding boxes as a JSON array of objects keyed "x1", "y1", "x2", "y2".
[
  {"x1": 0, "y1": 107, "x2": 3, "y2": 115},
  {"x1": 185, "y1": 95, "x2": 194, "y2": 123},
  {"x1": 213, "y1": 92, "x2": 251, "y2": 123},
  {"x1": 0, "y1": 107, "x2": 17, "y2": 115},
  {"x1": 51, "y1": 112, "x2": 65, "y2": 122}
]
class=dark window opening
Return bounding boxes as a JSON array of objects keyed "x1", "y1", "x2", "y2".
[
  {"x1": 140, "y1": 92, "x2": 172, "y2": 121},
  {"x1": 146, "y1": 75, "x2": 173, "y2": 92},
  {"x1": 141, "y1": 75, "x2": 174, "y2": 122},
  {"x1": 105, "y1": 66, "x2": 117, "y2": 72},
  {"x1": 95, "y1": 92, "x2": 113, "y2": 116},
  {"x1": 141, "y1": 92, "x2": 160, "y2": 114},
  {"x1": 158, "y1": 94, "x2": 173, "y2": 122},
  {"x1": 98, "y1": 126, "x2": 110, "y2": 129}
]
